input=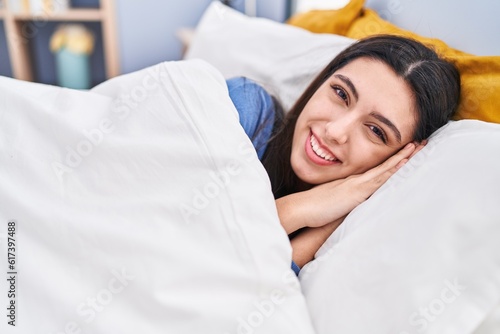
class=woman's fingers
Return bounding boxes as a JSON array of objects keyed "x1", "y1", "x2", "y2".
[
  {"x1": 289, "y1": 140, "x2": 428, "y2": 230},
  {"x1": 407, "y1": 140, "x2": 427, "y2": 159},
  {"x1": 362, "y1": 139, "x2": 428, "y2": 180},
  {"x1": 351, "y1": 141, "x2": 428, "y2": 196},
  {"x1": 394, "y1": 158, "x2": 409, "y2": 170},
  {"x1": 358, "y1": 142, "x2": 416, "y2": 181}
]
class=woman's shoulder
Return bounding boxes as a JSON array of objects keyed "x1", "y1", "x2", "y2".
[
  {"x1": 226, "y1": 77, "x2": 277, "y2": 159},
  {"x1": 226, "y1": 77, "x2": 273, "y2": 110}
]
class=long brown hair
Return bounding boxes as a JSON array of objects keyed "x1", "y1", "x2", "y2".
[{"x1": 262, "y1": 35, "x2": 461, "y2": 199}]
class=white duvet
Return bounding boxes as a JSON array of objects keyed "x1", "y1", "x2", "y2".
[
  {"x1": 2, "y1": 53, "x2": 499, "y2": 334},
  {"x1": 0, "y1": 60, "x2": 315, "y2": 333}
]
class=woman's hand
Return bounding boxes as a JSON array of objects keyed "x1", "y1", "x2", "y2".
[
  {"x1": 277, "y1": 141, "x2": 425, "y2": 234},
  {"x1": 281, "y1": 141, "x2": 426, "y2": 269}
]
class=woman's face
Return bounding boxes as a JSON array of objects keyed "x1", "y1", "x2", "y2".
[{"x1": 291, "y1": 57, "x2": 417, "y2": 185}]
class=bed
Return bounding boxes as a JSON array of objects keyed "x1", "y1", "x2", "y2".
[{"x1": 1, "y1": 1, "x2": 499, "y2": 333}]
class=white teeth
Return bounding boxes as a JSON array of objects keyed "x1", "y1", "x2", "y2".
[{"x1": 310, "y1": 135, "x2": 337, "y2": 162}]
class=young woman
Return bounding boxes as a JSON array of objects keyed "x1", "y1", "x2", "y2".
[{"x1": 227, "y1": 35, "x2": 461, "y2": 274}]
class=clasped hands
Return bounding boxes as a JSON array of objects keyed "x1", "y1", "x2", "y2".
[{"x1": 276, "y1": 141, "x2": 426, "y2": 268}]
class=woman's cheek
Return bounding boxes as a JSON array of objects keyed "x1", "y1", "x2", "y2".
[
  {"x1": 361, "y1": 149, "x2": 394, "y2": 172},
  {"x1": 352, "y1": 147, "x2": 381, "y2": 174}
]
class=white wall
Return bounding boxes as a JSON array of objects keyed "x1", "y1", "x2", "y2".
[
  {"x1": 115, "y1": 0, "x2": 212, "y2": 74},
  {"x1": 115, "y1": 0, "x2": 288, "y2": 75},
  {"x1": 365, "y1": 0, "x2": 500, "y2": 56}
]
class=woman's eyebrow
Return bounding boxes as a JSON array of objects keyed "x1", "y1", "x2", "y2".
[
  {"x1": 370, "y1": 112, "x2": 402, "y2": 143},
  {"x1": 333, "y1": 74, "x2": 358, "y2": 101},
  {"x1": 333, "y1": 74, "x2": 402, "y2": 143}
]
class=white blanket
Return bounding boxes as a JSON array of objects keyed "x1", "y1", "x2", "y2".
[{"x1": 0, "y1": 60, "x2": 315, "y2": 333}]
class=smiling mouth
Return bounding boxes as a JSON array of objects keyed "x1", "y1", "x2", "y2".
[
  {"x1": 310, "y1": 135, "x2": 338, "y2": 162},
  {"x1": 309, "y1": 132, "x2": 341, "y2": 163}
]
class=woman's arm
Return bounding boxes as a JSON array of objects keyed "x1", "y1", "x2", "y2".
[
  {"x1": 290, "y1": 217, "x2": 345, "y2": 268},
  {"x1": 276, "y1": 178, "x2": 349, "y2": 234},
  {"x1": 278, "y1": 142, "x2": 426, "y2": 270}
]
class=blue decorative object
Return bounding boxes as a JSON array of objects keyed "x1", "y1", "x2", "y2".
[
  {"x1": 55, "y1": 48, "x2": 91, "y2": 89},
  {"x1": 50, "y1": 24, "x2": 95, "y2": 89}
]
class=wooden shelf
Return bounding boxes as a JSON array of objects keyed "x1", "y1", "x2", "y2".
[
  {"x1": 1, "y1": 0, "x2": 120, "y2": 82},
  {"x1": 12, "y1": 9, "x2": 104, "y2": 22}
]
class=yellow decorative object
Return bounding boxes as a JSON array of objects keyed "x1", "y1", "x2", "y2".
[
  {"x1": 286, "y1": 0, "x2": 364, "y2": 35},
  {"x1": 287, "y1": 1, "x2": 500, "y2": 124},
  {"x1": 50, "y1": 24, "x2": 95, "y2": 55}
]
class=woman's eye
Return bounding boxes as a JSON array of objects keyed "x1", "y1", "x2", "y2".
[
  {"x1": 331, "y1": 85, "x2": 348, "y2": 104},
  {"x1": 369, "y1": 125, "x2": 387, "y2": 143}
]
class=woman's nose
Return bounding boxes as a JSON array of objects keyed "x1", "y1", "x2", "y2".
[{"x1": 325, "y1": 114, "x2": 355, "y2": 145}]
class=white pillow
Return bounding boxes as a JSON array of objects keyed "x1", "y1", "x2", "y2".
[
  {"x1": 300, "y1": 120, "x2": 500, "y2": 334},
  {"x1": 185, "y1": 1, "x2": 355, "y2": 112}
]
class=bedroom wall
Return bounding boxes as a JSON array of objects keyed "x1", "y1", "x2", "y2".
[
  {"x1": 364, "y1": 0, "x2": 500, "y2": 56},
  {"x1": 114, "y1": 0, "x2": 212, "y2": 75},
  {"x1": 2, "y1": 1, "x2": 499, "y2": 82},
  {"x1": 116, "y1": 0, "x2": 288, "y2": 75},
  {"x1": 117, "y1": 0, "x2": 499, "y2": 76}
]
